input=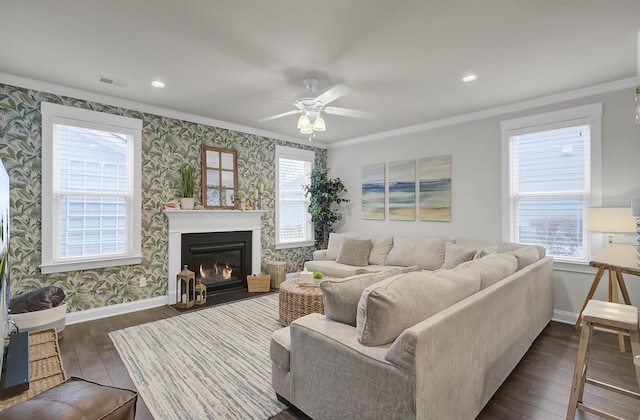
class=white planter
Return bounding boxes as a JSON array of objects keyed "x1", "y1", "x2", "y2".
[
  {"x1": 180, "y1": 197, "x2": 195, "y2": 210},
  {"x1": 10, "y1": 303, "x2": 67, "y2": 338}
]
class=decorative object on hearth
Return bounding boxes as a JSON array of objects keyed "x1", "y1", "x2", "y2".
[
  {"x1": 194, "y1": 278, "x2": 206, "y2": 306},
  {"x1": 587, "y1": 206, "x2": 636, "y2": 244},
  {"x1": 303, "y1": 167, "x2": 349, "y2": 249},
  {"x1": 258, "y1": 77, "x2": 376, "y2": 140},
  {"x1": 247, "y1": 274, "x2": 271, "y2": 293},
  {"x1": 201, "y1": 145, "x2": 237, "y2": 209},
  {"x1": 179, "y1": 164, "x2": 195, "y2": 210},
  {"x1": 632, "y1": 199, "x2": 640, "y2": 265},
  {"x1": 176, "y1": 265, "x2": 195, "y2": 309}
]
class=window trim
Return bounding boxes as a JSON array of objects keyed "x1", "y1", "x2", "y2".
[
  {"x1": 41, "y1": 102, "x2": 142, "y2": 273},
  {"x1": 275, "y1": 145, "x2": 315, "y2": 249},
  {"x1": 500, "y1": 103, "x2": 602, "y2": 263}
]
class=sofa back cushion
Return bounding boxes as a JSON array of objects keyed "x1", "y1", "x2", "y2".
[
  {"x1": 505, "y1": 246, "x2": 541, "y2": 270},
  {"x1": 356, "y1": 269, "x2": 481, "y2": 346},
  {"x1": 385, "y1": 235, "x2": 449, "y2": 270},
  {"x1": 454, "y1": 253, "x2": 518, "y2": 289},
  {"x1": 320, "y1": 268, "x2": 403, "y2": 326}
]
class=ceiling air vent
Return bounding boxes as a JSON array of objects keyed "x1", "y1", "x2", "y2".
[{"x1": 97, "y1": 75, "x2": 129, "y2": 88}]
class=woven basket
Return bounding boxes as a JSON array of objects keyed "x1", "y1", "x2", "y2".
[{"x1": 247, "y1": 274, "x2": 271, "y2": 292}]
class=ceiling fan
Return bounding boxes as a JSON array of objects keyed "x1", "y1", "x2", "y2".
[{"x1": 259, "y1": 77, "x2": 376, "y2": 136}]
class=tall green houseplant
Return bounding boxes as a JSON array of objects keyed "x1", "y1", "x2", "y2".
[{"x1": 304, "y1": 167, "x2": 350, "y2": 249}]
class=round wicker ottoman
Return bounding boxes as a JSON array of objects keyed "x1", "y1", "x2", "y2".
[{"x1": 279, "y1": 278, "x2": 324, "y2": 326}]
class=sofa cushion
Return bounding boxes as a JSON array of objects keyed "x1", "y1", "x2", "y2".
[
  {"x1": 335, "y1": 237, "x2": 372, "y2": 266},
  {"x1": 385, "y1": 235, "x2": 449, "y2": 270},
  {"x1": 325, "y1": 232, "x2": 346, "y2": 260},
  {"x1": 270, "y1": 326, "x2": 291, "y2": 372},
  {"x1": 441, "y1": 242, "x2": 477, "y2": 269},
  {"x1": 507, "y1": 246, "x2": 541, "y2": 270},
  {"x1": 356, "y1": 269, "x2": 481, "y2": 346},
  {"x1": 354, "y1": 264, "x2": 423, "y2": 275},
  {"x1": 320, "y1": 268, "x2": 403, "y2": 326},
  {"x1": 360, "y1": 234, "x2": 394, "y2": 265},
  {"x1": 454, "y1": 253, "x2": 518, "y2": 289}
]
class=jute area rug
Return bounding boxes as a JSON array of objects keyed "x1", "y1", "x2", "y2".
[{"x1": 109, "y1": 293, "x2": 287, "y2": 419}]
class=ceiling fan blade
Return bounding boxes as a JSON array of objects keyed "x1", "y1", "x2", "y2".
[
  {"x1": 258, "y1": 109, "x2": 301, "y2": 122},
  {"x1": 324, "y1": 106, "x2": 377, "y2": 120},
  {"x1": 314, "y1": 84, "x2": 352, "y2": 105}
]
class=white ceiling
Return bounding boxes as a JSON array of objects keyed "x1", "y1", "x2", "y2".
[{"x1": 2, "y1": 1, "x2": 639, "y2": 145}]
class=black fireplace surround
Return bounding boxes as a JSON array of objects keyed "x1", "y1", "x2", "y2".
[{"x1": 181, "y1": 231, "x2": 252, "y2": 297}]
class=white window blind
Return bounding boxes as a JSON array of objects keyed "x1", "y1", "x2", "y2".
[
  {"x1": 502, "y1": 103, "x2": 602, "y2": 263},
  {"x1": 275, "y1": 146, "x2": 314, "y2": 248},
  {"x1": 509, "y1": 126, "x2": 589, "y2": 259},
  {"x1": 41, "y1": 102, "x2": 142, "y2": 273}
]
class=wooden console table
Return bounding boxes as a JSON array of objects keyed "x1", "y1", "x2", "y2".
[{"x1": 574, "y1": 244, "x2": 640, "y2": 351}]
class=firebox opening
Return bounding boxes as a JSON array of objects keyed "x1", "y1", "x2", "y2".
[{"x1": 181, "y1": 231, "x2": 252, "y2": 298}]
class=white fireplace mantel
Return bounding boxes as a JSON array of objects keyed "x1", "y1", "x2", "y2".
[{"x1": 163, "y1": 210, "x2": 265, "y2": 304}]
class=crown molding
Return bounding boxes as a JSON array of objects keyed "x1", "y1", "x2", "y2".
[
  {"x1": 0, "y1": 72, "x2": 329, "y2": 150},
  {"x1": 330, "y1": 76, "x2": 640, "y2": 149}
]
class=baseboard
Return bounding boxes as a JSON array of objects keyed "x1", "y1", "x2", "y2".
[
  {"x1": 65, "y1": 296, "x2": 169, "y2": 325},
  {"x1": 552, "y1": 309, "x2": 578, "y2": 325}
]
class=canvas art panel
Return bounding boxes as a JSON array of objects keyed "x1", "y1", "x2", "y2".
[
  {"x1": 388, "y1": 160, "x2": 416, "y2": 221},
  {"x1": 419, "y1": 155, "x2": 452, "y2": 221},
  {"x1": 362, "y1": 163, "x2": 385, "y2": 220}
]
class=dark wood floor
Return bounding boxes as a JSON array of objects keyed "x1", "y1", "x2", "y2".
[{"x1": 59, "y1": 305, "x2": 640, "y2": 420}]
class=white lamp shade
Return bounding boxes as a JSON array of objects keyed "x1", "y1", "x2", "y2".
[
  {"x1": 588, "y1": 207, "x2": 636, "y2": 233},
  {"x1": 312, "y1": 116, "x2": 326, "y2": 132},
  {"x1": 297, "y1": 115, "x2": 311, "y2": 130},
  {"x1": 299, "y1": 126, "x2": 313, "y2": 135}
]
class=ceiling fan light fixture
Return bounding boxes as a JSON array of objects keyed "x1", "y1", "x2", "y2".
[
  {"x1": 312, "y1": 116, "x2": 326, "y2": 132},
  {"x1": 297, "y1": 114, "x2": 311, "y2": 130},
  {"x1": 300, "y1": 126, "x2": 314, "y2": 135}
]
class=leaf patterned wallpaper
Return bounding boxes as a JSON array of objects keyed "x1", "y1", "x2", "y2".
[{"x1": 0, "y1": 83, "x2": 326, "y2": 312}]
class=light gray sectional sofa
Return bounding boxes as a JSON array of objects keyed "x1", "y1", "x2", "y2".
[{"x1": 270, "y1": 233, "x2": 554, "y2": 419}]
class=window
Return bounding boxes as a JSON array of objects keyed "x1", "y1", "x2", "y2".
[
  {"x1": 275, "y1": 146, "x2": 314, "y2": 248},
  {"x1": 501, "y1": 103, "x2": 602, "y2": 262},
  {"x1": 41, "y1": 102, "x2": 142, "y2": 273}
]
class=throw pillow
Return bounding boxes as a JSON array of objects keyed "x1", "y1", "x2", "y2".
[
  {"x1": 335, "y1": 237, "x2": 372, "y2": 266},
  {"x1": 507, "y1": 246, "x2": 541, "y2": 270},
  {"x1": 320, "y1": 268, "x2": 403, "y2": 326},
  {"x1": 454, "y1": 253, "x2": 518, "y2": 289},
  {"x1": 356, "y1": 269, "x2": 481, "y2": 346},
  {"x1": 441, "y1": 241, "x2": 477, "y2": 269},
  {"x1": 385, "y1": 235, "x2": 449, "y2": 270},
  {"x1": 472, "y1": 245, "x2": 499, "y2": 259},
  {"x1": 360, "y1": 235, "x2": 394, "y2": 265}
]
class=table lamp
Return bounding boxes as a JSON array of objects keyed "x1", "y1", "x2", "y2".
[
  {"x1": 587, "y1": 207, "x2": 636, "y2": 244},
  {"x1": 632, "y1": 199, "x2": 640, "y2": 265}
]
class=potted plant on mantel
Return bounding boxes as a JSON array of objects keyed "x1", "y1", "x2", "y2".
[
  {"x1": 179, "y1": 164, "x2": 195, "y2": 210},
  {"x1": 304, "y1": 167, "x2": 350, "y2": 249}
]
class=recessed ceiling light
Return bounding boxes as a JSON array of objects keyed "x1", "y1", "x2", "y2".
[
  {"x1": 151, "y1": 80, "x2": 165, "y2": 88},
  {"x1": 462, "y1": 74, "x2": 477, "y2": 83}
]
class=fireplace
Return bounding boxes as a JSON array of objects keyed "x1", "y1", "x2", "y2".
[
  {"x1": 163, "y1": 209, "x2": 265, "y2": 306},
  {"x1": 181, "y1": 231, "x2": 252, "y2": 296}
]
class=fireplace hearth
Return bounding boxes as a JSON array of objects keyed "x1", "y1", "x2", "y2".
[{"x1": 181, "y1": 231, "x2": 252, "y2": 298}]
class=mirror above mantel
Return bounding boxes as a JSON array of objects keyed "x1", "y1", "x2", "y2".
[{"x1": 201, "y1": 145, "x2": 237, "y2": 209}]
